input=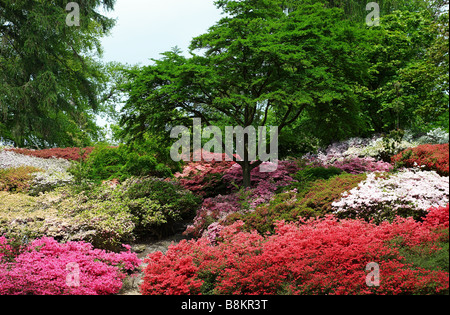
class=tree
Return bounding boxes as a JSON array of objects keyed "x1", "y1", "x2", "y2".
[
  {"x1": 361, "y1": 8, "x2": 449, "y2": 133},
  {"x1": 121, "y1": 0, "x2": 369, "y2": 188},
  {"x1": 0, "y1": 0, "x2": 116, "y2": 148}
]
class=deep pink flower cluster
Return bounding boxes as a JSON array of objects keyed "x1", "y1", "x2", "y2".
[
  {"x1": 142, "y1": 206, "x2": 449, "y2": 295},
  {"x1": 0, "y1": 237, "x2": 141, "y2": 295}
]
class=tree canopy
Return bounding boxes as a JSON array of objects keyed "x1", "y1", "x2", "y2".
[{"x1": 0, "y1": 0, "x2": 116, "y2": 148}]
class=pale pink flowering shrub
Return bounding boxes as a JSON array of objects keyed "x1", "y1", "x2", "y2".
[
  {"x1": 332, "y1": 169, "x2": 449, "y2": 222},
  {"x1": 0, "y1": 237, "x2": 141, "y2": 295},
  {"x1": 331, "y1": 157, "x2": 393, "y2": 174}
]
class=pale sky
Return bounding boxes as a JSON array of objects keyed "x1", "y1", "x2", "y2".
[{"x1": 99, "y1": 0, "x2": 223, "y2": 65}]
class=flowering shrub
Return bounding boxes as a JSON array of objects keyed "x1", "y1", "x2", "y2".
[
  {"x1": 332, "y1": 170, "x2": 449, "y2": 223},
  {"x1": 392, "y1": 143, "x2": 449, "y2": 176},
  {"x1": 28, "y1": 169, "x2": 74, "y2": 196},
  {"x1": 0, "y1": 237, "x2": 141, "y2": 295},
  {"x1": 423, "y1": 204, "x2": 449, "y2": 230},
  {"x1": 0, "y1": 189, "x2": 136, "y2": 251},
  {"x1": 225, "y1": 173, "x2": 367, "y2": 235},
  {"x1": 305, "y1": 133, "x2": 417, "y2": 164},
  {"x1": 175, "y1": 153, "x2": 236, "y2": 197},
  {"x1": 184, "y1": 178, "x2": 294, "y2": 238},
  {"x1": 0, "y1": 149, "x2": 71, "y2": 172},
  {"x1": 141, "y1": 211, "x2": 449, "y2": 295},
  {"x1": 0, "y1": 166, "x2": 43, "y2": 192},
  {"x1": 222, "y1": 161, "x2": 299, "y2": 187},
  {"x1": 331, "y1": 157, "x2": 393, "y2": 174},
  {"x1": 414, "y1": 128, "x2": 450, "y2": 145},
  {"x1": 6, "y1": 147, "x2": 94, "y2": 161}
]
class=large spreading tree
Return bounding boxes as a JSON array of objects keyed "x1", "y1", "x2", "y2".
[
  {"x1": 121, "y1": 0, "x2": 370, "y2": 187},
  {"x1": 0, "y1": 0, "x2": 116, "y2": 148}
]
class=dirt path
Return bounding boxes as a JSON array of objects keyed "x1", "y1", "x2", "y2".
[{"x1": 118, "y1": 233, "x2": 191, "y2": 295}]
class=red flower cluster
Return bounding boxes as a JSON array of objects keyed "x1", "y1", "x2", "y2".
[
  {"x1": 392, "y1": 143, "x2": 449, "y2": 176},
  {"x1": 141, "y1": 206, "x2": 449, "y2": 295},
  {"x1": 7, "y1": 147, "x2": 95, "y2": 161}
]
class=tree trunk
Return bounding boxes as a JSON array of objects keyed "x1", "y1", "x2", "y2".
[{"x1": 242, "y1": 160, "x2": 251, "y2": 188}]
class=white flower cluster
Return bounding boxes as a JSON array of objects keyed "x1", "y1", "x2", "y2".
[
  {"x1": 0, "y1": 149, "x2": 71, "y2": 172},
  {"x1": 332, "y1": 169, "x2": 449, "y2": 215}
]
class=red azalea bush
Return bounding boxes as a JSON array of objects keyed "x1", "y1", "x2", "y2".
[
  {"x1": 0, "y1": 237, "x2": 141, "y2": 295},
  {"x1": 141, "y1": 207, "x2": 449, "y2": 295},
  {"x1": 392, "y1": 143, "x2": 449, "y2": 176},
  {"x1": 7, "y1": 147, "x2": 95, "y2": 161}
]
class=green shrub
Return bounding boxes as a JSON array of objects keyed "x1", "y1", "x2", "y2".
[
  {"x1": 69, "y1": 144, "x2": 174, "y2": 183},
  {"x1": 225, "y1": 173, "x2": 367, "y2": 234},
  {"x1": 118, "y1": 177, "x2": 202, "y2": 238}
]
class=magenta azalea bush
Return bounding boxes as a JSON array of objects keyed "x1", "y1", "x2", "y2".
[{"x1": 0, "y1": 237, "x2": 141, "y2": 295}]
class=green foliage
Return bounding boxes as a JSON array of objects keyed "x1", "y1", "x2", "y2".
[
  {"x1": 392, "y1": 229, "x2": 449, "y2": 273},
  {"x1": 119, "y1": 177, "x2": 201, "y2": 237},
  {"x1": 0, "y1": 0, "x2": 116, "y2": 148},
  {"x1": 69, "y1": 144, "x2": 174, "y2": 183}
]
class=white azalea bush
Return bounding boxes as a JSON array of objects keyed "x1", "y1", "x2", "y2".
[{"x1": 332, "y1": 169, "x2": 449, "y2": 223}]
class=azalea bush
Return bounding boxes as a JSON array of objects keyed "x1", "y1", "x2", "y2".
[
  {"x1": 222, "y1": 161, "x2": 299, "y2": 188},
  {"x1": 141, "y1": 206, "x2": 449, "y2": 295},
  {"x1": 175, "y1": 153, "x2": 236, "y2": 197},
  {"x1": 392, "y1": 143, "x2": 449, "y2": 176},
  {"x1": 331, "y1": 157, "x2": 393, "y2": 174},
  {"x1": 332, "y1": 169, "x2": 449, "y2": 223},
  {"x1": 0, "y1": 149, "x2": 71, "y2": 173},
  {"x1": 0, "y1": 237, "x2": 141, "y2": 295},
  {"x1": 0, "y1": 166, "x2": 43, "y2": 192}
]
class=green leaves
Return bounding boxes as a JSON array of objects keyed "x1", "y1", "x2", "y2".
[{"x1": 0, "y1": 0, "x2": 116, "y2": 148}]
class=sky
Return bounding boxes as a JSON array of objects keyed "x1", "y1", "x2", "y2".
[{"x1": 99, "y1": 0, "x2": 223, "y2": 65}]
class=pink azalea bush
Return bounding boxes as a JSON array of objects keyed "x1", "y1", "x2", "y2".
[
  {"x1": 0, "y1": 237, "x2": 141, "y2": 295},
  {"x1": 331, "y1": 157, "x2": 393, "y2": 174},
  {"x1": 332, "y1": 169, "x2": 449, "y2": 222}
]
